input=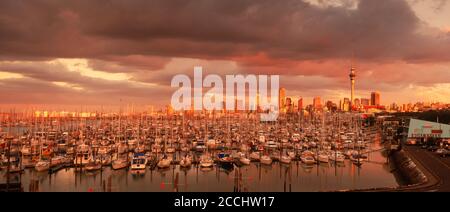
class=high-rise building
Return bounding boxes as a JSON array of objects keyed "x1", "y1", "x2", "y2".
[
  {"x1": 298, "y1": 98, "x2": 303, "y2": 112},
  {"x1": 354, "y1": 98, "x2": 360, "y2": 107},
  {"x1": 349, "y1": 66, "x2": 356, "y2": 107},
  {"x1": 326, "y1": 101, "x2": 334, "y2": 111},
  {"x1": 371, "y1": 92, "x2": 380, "y2": 106},
  {"x1": 343, "y1": 98, "x2": 350, "y2": 112},
  {"x1": 166, "y1": 104, "x2": 174, "y2": 116},
  {"x1": 279, "y1": 88, "x2": 286, "y2": 112},
  {"x1": 286, "y1": 97, "x2": 292, "y2": 112},
  {"x1": 313, "y1": 97, "x2": 322, "y2": 111},
  {"x1": 361, "y1": 98, "x2": 370, "y2": 106}
]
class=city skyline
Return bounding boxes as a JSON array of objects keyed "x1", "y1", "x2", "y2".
[{"x1": 1, "y1": 0, "x2": 450, "y2": 110}]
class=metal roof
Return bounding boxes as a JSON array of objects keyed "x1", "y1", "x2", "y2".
[{"x1": 408, "y1": 118, "x2": 450, "y2": 138}]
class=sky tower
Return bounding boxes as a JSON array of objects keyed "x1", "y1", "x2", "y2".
[{"x1": 349, "y1": 65, "x2": 356, "y2": 108}]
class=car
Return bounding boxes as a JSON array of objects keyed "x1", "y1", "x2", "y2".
[
  {"x1": 427, "y1": 146, "x2": 439, "y2": 152},
  {"x1": 436, "y1": 148, "x2": 449, "y2": 157},
  {"x1": 406, "y1": 139, "x2": 417, "y2": 145}
]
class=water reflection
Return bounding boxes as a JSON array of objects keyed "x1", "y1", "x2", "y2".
[{"x1": 1, "y1": 143, "x2": 401, "y2": 192}]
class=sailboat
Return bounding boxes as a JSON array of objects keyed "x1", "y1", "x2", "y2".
[
  {"x1": 157, "y1": 155, "x2": 172, "y2": 169},
  {"x1": 8, "y1": 162, "x2": 23, "y2": 173},
  {"x1": 350, "y1": 153, "x2": 367, "y2": 165},
  {"x1": 300, "y1": 151, "x2": 316, "y2": 165},
  {"x1": 316, "y1": 151, "x2": 329, "y2": 163},
  {"x1": 35, "y1": 160, "x2": 50, "y2": 172},
  {"x1": 112, "y1": 157, "x2": 128, "y2": 170},
  {"x1": 260, "y1": 155, "x2": 272, "y2": 165},
  {"x1": 179, "y1": 154, "x2": 192, "y2": 168},
  {"x1": 199, "y1": 154, "x2": 214, "y2": 168},
  {"x1": 238, "y1": 152, "x2": 251, "y2": 165},
  {"x1": 329, "y1": 151, "x2": 345, "y2": 163},
  {"x1": 280, "y1": 154, "x2": 292, "y2": 164},
  {"x1": 249, "y1": 152, "x2": 261, "y2": 161},
  {"x1": 85, "y1": 161, "x2": 102, "y2": 171}
]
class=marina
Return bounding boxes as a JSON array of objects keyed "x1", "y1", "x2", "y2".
[{"x1": 0, "y1": 111, "x2": 403, "y2": 192}]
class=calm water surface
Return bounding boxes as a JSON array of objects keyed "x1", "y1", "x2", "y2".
[{"x1": 1, "y1": 140, "x2": 402, "y2": 192}]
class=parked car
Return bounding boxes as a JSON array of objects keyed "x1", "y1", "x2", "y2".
[
  {"x1": 436, "y1": 148, "x2": 449, "y2": 157},
  {"x1": 406, "y1": 139, "x2": 417, "y2": 146},
  {"x1": 427, "y1": 146, "x2": 439, "y2": 152}
]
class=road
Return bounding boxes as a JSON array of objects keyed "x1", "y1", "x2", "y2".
[{"x1": 403, "y1": 146, "x2": 450, "y2": 192}]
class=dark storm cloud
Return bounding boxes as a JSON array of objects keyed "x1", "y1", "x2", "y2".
[
  {"x1": 1, "y1": 0, "x2": 449, "y2": 63},
  {"x1": 1, "y1": 0, "x2": 449, "y2": 107}
]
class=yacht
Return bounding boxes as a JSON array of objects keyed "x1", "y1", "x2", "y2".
[
  {"x1": 217, "y1": 152, "x2": 234, "y2": 165},
  {"x1": 73, "y1": 144, "x2": 92, "y2": 166},
  {"x1": 131, "y1": 153, "x2": 147, "y2": 170}
]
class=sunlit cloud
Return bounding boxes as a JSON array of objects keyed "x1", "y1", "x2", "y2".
[
  {"x1": 52, "y1": 81, "x2": 84, "y2": 91},
  {"x1": 51, "y1": 59, "x2": 131, "y2": 81},
  {"x1": 0, "y1": 72, "x2": 24, "y2": 79}
]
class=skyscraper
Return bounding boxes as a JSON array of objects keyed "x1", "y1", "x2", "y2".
[
  {"x1": 286, "y1": 97, "x2": 292, "y2": 112},
  {"x1": 279, "y1": 88, "x2": 286, "y2": 113},
  {"x1": 298, "y1": 98, "x2": 303, "y2": 112},
  {"x1": 313, "y1": 96, "x2": 322, "y2": 111},
  {"x1": 354, "y1": 98, "x2": 360, "y2": 107},
  {"x1": 371, "y1": 92, "x2": 380, "y2": 106},
  {"x1": 361, "y1": 98, "x2": 370, "y2": 106},
  {"x1": 343, "y1": 98, "x2": 350, "y2": 112},
  {"x1": 349, "y1": 66, "x2": 356, "y2": 107}
]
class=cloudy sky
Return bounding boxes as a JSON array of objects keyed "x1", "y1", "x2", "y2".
[{"x1": 0, "y1": 0, "x2": 449, "y2": 111}]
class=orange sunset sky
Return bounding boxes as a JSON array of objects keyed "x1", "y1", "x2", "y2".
[{"x1": 0, "y1": 0, "x2": 449, "y2": 111}]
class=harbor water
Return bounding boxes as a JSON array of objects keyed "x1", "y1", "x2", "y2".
[{"x1": 1, "y1": 140, "x2": 401, "y2": 192}]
